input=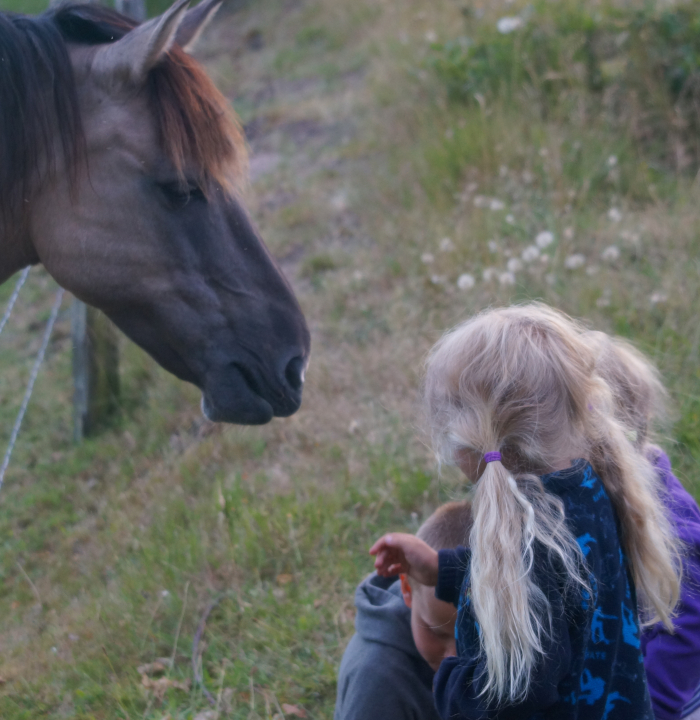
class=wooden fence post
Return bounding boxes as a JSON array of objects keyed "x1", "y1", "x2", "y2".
[{"x1": 72, "y1": 301, "x2": 121, "y2": 442}]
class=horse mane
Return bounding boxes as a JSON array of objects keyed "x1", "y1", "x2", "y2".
[{"x1": 0, "y1": 3, "x2": 245, "y2": 238}]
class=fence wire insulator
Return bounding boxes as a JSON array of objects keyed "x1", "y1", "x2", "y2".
[
  {"x1": 0, "y1": 267, "x2": 31, "y2": 339},
  {"x1": 0, "y1": 287, "x2": 65, "y2": 492}
]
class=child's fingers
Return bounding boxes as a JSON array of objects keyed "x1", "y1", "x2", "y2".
[{"x1": 369, "y1": 534, "x2": 394, "y2": 556}]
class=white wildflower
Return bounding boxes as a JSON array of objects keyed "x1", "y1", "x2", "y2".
[
  {"x1": 601, "y1": 245, "x2": 620, "y2": 262},
  {"x1": 457, "y1": 273, "x2": 476, "y2": 290},
  {"x1": 161, "y1": 590, "x2": 170, "y2": 598},
  {"x1": 421, "y1": 252, "x2": 435, "y2": 264},
  {"x1": 608, "y1": 207, "x2": 623, "y2": 223},
  {"x1": 439, "y1": 237, "x2": 455, "y2": 252},
  {"x1": 483, "y1": 267, "x2": 498, "y2": 282},
  {"x1": 425, "y1": 30, "x2": 437, "y2": 43},
  {"x1": 473, "y1": 195, "x2": 488, "y2": 208},
  {"x1": 505, "y1": 214, "x2": 515, "y2": 225},
  {"x1": 521, "y1": 245, "x2": 540, "y2": 263},
  {"x1": 497, "y1": 16, "x2": 523, "y2": 34},
  {"x1": 650, "y1": 291, "x2": 668, "y2": 305},
  {"x1": 507, "y1": 258, "x2": 523, "y2": 273},
  {"x1": 535, "y1": 231, "x2": 555, "y2": 249},
  {"x1": 607, "y1": 155, "x2": 618, "y2": 167},
  {"x1": 499, "y1": 271, "x2": 516, "y2": 286},
  {"x1": 564, "y1": 253, "x2": 586, "y2": 269},
  {"x1": 487, "y1": 240, "x2": 499, "y2": 253},
  {"x1": 489, "y1": 198, "x2": 505, "y2": 211}
]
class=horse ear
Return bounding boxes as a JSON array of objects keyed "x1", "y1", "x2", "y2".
[
  {"x1": 93, "y1": 0, "x2": 190, "y2": 85},
  {"x1": 175, "y1": 0, "x2": 223, "y2": 53}
]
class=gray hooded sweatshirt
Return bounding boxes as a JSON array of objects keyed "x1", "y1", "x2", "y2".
[{"x1": 334, "y1": 573, "x2": 440, "y2": 720}]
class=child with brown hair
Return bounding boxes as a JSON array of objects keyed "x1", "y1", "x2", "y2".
[
  {"x1": 335, "y1": 501, "x2": 472, "y2": 720},
  {"x1": 589, "y1": 332, "x2": 700, "y2": 720},
  {"x1": 371, "y1": 304, "x2": 680, "y2": 720}
]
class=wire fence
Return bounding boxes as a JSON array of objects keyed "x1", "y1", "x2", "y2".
[{"x1": 0, "y1": 271, "x2": 65, "y2": 491}]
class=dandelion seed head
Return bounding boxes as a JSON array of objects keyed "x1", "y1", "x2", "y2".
[
  {"x1": 507, "y1": 258, "x2": 523, "y2": 273},
  {"x1": 457, "y1": 273, "x2": 476, "y2": 290},
  {"x1": 439, "y1": 237, "x2": 455, "y2": 252},
  {"x1": 521, "y1": 245, "x2": 540, "y2": 263},
  {"x1": 489, "y1": 198, "x2": 505, "y2": 211},
  {"x1": 430, "y1": 274, "x2": 447, "y2": 285},
  {"x1": 522, "y1": 170, "x2": 534, "y2": 184},
  {"x1": 586, "y1": 265, "x2": 599, "y2": 276},
  {"x1": 650, "y1": 291, "x2": 668, "y2": 305},
  {"x1": 487, "y1": 240, "x2": 499, "y2": 253},
  {"x1": 499, "y1": 271, "x2": 516, "y2": 286},
  {"x1": 505, "y1": 214, "x2": 515, "y2": 225},
  {"x1": 601, "y1": 245, "x2": 620, "y2": 262},
  {"x1": 535, "y1": 231, "x2": 555, "y2": 249},
  {"x1": 483, "y1": 267, "x2": 497, "y2": 282},
  {"x1": 607, "y1": 155, "x2": 618, "y2": 167},
  {"x1": 421, "y1": 253, "x2": 435, "y2": 264},
  {"x1": 608, "y1": 207, "x2": 623, "y2": 223},
  {"x1": 564, "y1": 253, "x2": 586, "y2": 270},
  {"x1": 473, "y1": 195, "x2": 488, "y2": 208},
  {"x1": 425, "y1": 30, "x2": 437, "y2": 43},
  {"x1": 497, "y1": 16, "x2": 523, "y2": 34}
]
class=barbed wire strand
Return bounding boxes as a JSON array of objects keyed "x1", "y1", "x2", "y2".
[
  {"x1": 0, "y1": 288, "x2": 65, "y2": 492},
  {"x1": 0, "y1": 267, "x2": 31, "y2": 338}
]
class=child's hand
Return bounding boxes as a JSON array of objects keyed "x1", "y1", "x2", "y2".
[{"x1": 369, "y1": 533, "x2": 439, "y2": 586}]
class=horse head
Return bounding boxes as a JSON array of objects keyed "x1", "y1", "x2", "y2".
[{"x1": 0, "y1": 0, "x2": 310, "y2": 424}]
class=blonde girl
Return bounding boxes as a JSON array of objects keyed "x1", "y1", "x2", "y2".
[
  {"x1": 589, "y1": 332, "x2": 700, "y2": 720},
  {"x1": 371, "y1": 304, "x2": 680, "y2": 720}
]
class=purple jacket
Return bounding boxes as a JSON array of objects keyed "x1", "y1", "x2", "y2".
[{"x1": 641, "y1": 448, "x2": 700, "y2": 720}]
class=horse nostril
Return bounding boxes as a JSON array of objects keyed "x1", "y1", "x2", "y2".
[{"x1": 284, "y1": 356, "x2": 305, "y2": 392}]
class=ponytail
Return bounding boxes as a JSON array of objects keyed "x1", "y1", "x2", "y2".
[{"x1": 470, "y1": 456, "x2": 588, "y2": 702}]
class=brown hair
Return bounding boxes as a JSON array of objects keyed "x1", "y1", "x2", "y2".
[{"x1": 417, "y1": 501, "x2": 473, "y2": 550}]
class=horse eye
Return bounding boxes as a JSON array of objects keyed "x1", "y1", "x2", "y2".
[{"x1": 159, "y1": 181, "x2": 205, "y2": 208}]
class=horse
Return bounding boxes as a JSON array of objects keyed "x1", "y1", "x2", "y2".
[{"x1": 0, "y1": 0, "x2": 310, "y2": 425}]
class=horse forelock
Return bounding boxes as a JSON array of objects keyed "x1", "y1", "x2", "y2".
[
  {"x1": 0, "y1": 4, "x2": 245, "y2": 238},
  {"x1": 56, "y1": 3, "x2": 247, "y2": 192}
]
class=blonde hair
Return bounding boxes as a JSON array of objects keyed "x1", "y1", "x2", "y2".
[
  {"x1": 424, "y1": 303, "x2": 680, "y2": 703},
  {"x1": 417, "y1": 500, "x2": 473, "y2": 550},
  {"x1": 586, "y1": 331, "x2": 667, "y2": 446}
]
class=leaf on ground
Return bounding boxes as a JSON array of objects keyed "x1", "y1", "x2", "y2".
[
  {"x1": 140, "y1": 674, "x2": 191, "y2": 701},
  {"x1": 193, "y1": 711, "x2": 219, "y2": 720},
  {"x1": 282, "y1": 704, "x2": 307, "y2": 717},
  {"x1": 137, "y1": 660, "x2": 168, "y2": 676}
]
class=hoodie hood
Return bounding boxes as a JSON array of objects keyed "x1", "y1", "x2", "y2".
[{"x1": 354, "y1": 573, "x2": 422, "y2": 659}]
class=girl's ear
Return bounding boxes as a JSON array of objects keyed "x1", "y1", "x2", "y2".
[{"x1": 399, "y1": 573, "x2": 413, "y2": 608}]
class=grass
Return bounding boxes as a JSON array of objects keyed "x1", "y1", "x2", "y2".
[{"x1": 1, "y1": 0, "x2": 700, "y2": 717}]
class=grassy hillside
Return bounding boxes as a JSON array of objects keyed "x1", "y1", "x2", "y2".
[{"x1": 1, "y1": 0, "x2": 699, "y2": 717}]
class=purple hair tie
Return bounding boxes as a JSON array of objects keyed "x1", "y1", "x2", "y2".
[{"x1": 484, "y1": 451, "x2": 502, "y2": 464}]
